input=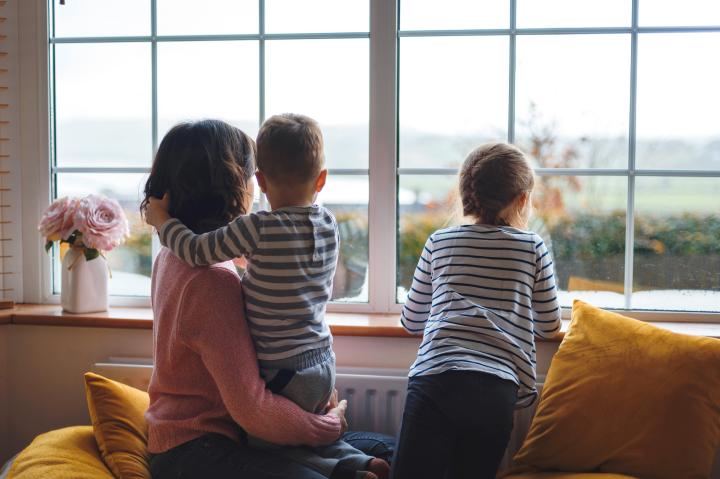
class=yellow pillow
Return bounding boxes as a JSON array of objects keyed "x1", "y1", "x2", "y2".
[
  {"x1": 512, "y1": 300, "x2": 720, "y2": 479},
  {"x1": 8, "y1": 426, "x2": 114, "y2": 479},
  {"x1": 84, "y1": 372, "x2": 151, "y2": 479}
]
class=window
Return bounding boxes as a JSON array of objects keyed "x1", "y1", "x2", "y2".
[
  {"x1": 396, "y1": 0, "x2": 720, "y2": 313},
  {"x1": 49, "y1": 0, "x2": 370, "y2": 303},
  {"x1": 48, "y1": 0, "x2": 720, "y2": 315}
]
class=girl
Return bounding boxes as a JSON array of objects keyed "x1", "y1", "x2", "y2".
[{"x1": 391, "y1": 142, "x2": 562, "y2": 479}]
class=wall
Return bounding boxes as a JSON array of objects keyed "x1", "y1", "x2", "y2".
[
  {"x1": 4, "y1": 325, "x2": 152, "y2": 461},
  {"x1": 0, "y1": 326, "x2": 8, "y2": 463},
  {"x1": 0, "y1": 323, "x2": 562, "y2": 463}
]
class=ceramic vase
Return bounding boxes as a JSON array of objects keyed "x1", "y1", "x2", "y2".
[{"x1": 60, "y1": 247, "x2": 108, "y2": 313}]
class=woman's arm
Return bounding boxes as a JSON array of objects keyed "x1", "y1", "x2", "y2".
[{"x1": 178, "y1": 267, "x2": 343, "y2": 447}]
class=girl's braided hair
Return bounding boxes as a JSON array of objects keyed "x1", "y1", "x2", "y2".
[{"x1": 459, "y1": 142, "x2": 534, "y2": 226}]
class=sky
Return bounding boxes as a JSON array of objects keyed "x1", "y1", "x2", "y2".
[{"x1": 52, "y1": 0, "x2": 720, "y2": 139}]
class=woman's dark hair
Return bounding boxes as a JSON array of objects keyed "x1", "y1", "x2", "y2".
[
  {"x1": 141, "y1": 120, "x2": 256, "y2": 234},
  {"x1": 459, "y1": 142, "x2": 534, "y2": 226}
]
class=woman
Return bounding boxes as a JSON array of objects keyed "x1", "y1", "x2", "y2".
[{"x1": 142, "y1": 120, "x2": 384, "y2": 478}]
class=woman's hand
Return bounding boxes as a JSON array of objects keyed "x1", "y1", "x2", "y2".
[
  {"x1": 326, "y1": 390, "x2": 348, "y2": 436},
  {"x1": 145, "y1": 193, "x2": 172, "y2": 229}
]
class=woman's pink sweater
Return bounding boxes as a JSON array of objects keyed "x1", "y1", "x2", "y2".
[{"x1": 145, "y1": 248, "x2": 342, "y2": 454}]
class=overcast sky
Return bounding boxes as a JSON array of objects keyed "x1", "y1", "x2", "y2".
[{"x1": 52, "y1": 0, "x2": 720, "y2": 140}]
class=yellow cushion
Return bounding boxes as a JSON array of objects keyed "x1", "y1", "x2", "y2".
[
  {"x1": 84, "y1": 372, "x2": 151, "y2": 479},
  {"x1": 8, "y1": 426, "x2": 114, "y2": 479},
  {"x1": 512, "y1": 300, "x2": 720, "y2": 479}
]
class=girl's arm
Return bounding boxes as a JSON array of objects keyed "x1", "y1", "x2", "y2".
[
  {"x1": 179, "y1": 267, "x2": 342, "y2": 447},
  {"x1": 157, "y1": 215, "x2": 261, "y2": 267},
  {"x1": 401, "y1": 236, "x2": 434, "y2": 334},
  {"x1": 532, "y1": 238, "x2": 562, "y2": 338}
]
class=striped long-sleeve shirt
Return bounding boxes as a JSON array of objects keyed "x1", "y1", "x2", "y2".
[
  {"x1": 401, "y1": 224, "x2": 561, "y2": 408},
  {"x1": 158, "y1": 205, "x2": 339, "y2": 362}
]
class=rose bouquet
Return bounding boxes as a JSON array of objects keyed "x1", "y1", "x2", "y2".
[{"x1": 39, "y1": 194, "x2": 130, "y2": 264}]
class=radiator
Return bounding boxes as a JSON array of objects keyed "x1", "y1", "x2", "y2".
[{"x1": 92, "y1": 361, "x2": 540, "y2": 468}]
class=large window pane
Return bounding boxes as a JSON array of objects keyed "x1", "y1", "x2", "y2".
[
  {"x1": 53, "y1": 0, "x2": 150, "y2": 38},
  {"x1": 55, "y1": 173, "x2": 151, "y2": 297},
  {"x1": 399, "y1": 36, "x2": 508, "y2": 169},
  {"x1": 633, "y1": 178, "x2": 720, "y2": 312},
  {"x1": 400, "y1": 0, "x2": 509, "y2": 31},
  {"x1": 157, "y1": 41, "x2": 259, "y2": 139},
  {"x1": 640, "y1": 0, "x2": 720, "y2": 26},
  {"x1": 266, "y1": 0, "x2": 368, "y2": 33},
  {"x1": 265, "y1": 39, "x2": 369, "y2": 170},
  {"x1": 516, "y1": 0, "x2": 630, "y2": 27},
  {"x1": 319, "y1": 175, "x2": 369, "y2": 303},
  {"x1": 55, "y1": 43, "x2": 151, "y2": 167},
  {"x1": 535, "y1": 175, "x2": 627, "y2": 308},
  {"x1": 157, "y1": 0, "x2": 258, "y2": 35},
  {"x1": 396, "y1": 175, "x2": 627, "y2": 308},
  {"x1": 397, "y1": 175, "x2": 461, "y2": 301},
  {"x1": 636, "y1": 33, "x2": 720, "y2": 170},
  {"x1": 515, "y1": 35, "x2": 629, "y2": 169}
]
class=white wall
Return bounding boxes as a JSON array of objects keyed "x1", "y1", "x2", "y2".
[
  {"x1": 3, "y1": 325, "x2": 152, "y2": 461},
  {"x1": 0, "y1": 324, "x2": 561, "y2": 463}
]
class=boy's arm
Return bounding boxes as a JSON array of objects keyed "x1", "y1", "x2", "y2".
[
  {"x1": 145, "y1": 193, "x2": 261, "y2": 267},
  {"x1": 532, "y1": 238, "x2": 562, "y2": 339},
  {"x1": 401, "y1": 236, "x2": 434, "y2": 335},
  {"x1": 158, "y1": 215, "x2": 261, "y2": 267}
]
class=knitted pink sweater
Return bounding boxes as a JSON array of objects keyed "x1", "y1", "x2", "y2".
[{"x1": 145, "y1": 248, "x2": 342, "y2": 454}]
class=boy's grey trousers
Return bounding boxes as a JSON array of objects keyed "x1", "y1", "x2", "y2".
[{"x1": 250, "y1": 347, "x2": 373, "y2": 478}]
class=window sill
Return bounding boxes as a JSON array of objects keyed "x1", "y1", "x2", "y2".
[
  {"x1": 0, "y1": 304, "x2": 421, "y2": 338},
  {"x1": 1, "y1": 304, "x2": 719, "y2": 341}
]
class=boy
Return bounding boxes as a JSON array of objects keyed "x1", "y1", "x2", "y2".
[{"x1": 146, "y1": 113, "x2": 388, "y2": 479}]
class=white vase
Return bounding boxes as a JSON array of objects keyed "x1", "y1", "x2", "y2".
[{"x1": 61, "y1": 247, "x2": 109, "y2": 314}]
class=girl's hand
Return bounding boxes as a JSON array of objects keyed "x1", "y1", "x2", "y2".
[{"x1": 145, "y1": 193, "x2": 172, "y2": 229}]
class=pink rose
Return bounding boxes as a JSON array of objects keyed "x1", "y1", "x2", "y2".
[
  {"x1": 38, "y1": 197, "x2": 78, "y2": 241},
  {"x1": 74, "y1": 194, "x2": 129, "y2": 252}
]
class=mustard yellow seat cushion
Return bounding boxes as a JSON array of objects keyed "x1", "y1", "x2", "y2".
[
  {"x1": 84, "y1": 372, "x2": 151, "y2": 479},
  {"x1": 7, "y1": 426, "x2": 114, "y2": 479},
  {"x1": 511, "y1": 300, "x2": 720, "y2": 479}
]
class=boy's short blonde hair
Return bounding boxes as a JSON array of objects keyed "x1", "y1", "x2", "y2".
[{"x1": 256, "y1": 113, "x2": 325, "y2": 185}]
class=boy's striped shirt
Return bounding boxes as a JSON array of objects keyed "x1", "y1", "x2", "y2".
[
  {"x1": 401, "y1": 224, "x2": 561, "y2": 408},
  {"x1": 158, "y1": 205, "x2": 338, "y2": 362}
]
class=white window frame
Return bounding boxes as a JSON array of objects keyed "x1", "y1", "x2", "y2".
[{"x1": 16, "y1": 0, "x2": 720, "y2": 321}]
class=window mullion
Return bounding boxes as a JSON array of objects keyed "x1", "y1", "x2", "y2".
[
  {"x1": 368, "y1": 0, "x2": 398, "y2": 313},
  {"x1": 508, "y1": 0, "x2": 516, "y2": 143},
  {"x1": 624, "y1": 0, "x2": 639, "y2": 309}
]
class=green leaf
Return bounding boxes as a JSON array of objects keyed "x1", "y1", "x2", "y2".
[
  {"x1": 84, "y1": 248, "x2": 100, "y2": 262},
  {"x1": 45, "y1": 241, "x2": 54, "y2": 253}
]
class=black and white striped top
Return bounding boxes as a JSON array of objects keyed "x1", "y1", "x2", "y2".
[
  {"x1": 158, "y1": 206, "x2": 338, "y2": 362},
  {"x1": 401, "y1": 224, "x2": 561, "y2": 408}
]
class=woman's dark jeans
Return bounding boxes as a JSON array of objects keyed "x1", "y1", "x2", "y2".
[
  {"x1": 149, "y1": 431, "x2": 395, "y2": 479},
  {"x1": 391, "y1": 370, "x2": 518, "y2": 479}
]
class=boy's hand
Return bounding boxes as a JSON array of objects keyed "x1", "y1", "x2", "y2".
[{"x1": 145, "y1": 193, "x2": 172, "y2": 229}]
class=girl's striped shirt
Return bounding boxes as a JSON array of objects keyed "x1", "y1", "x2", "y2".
[
  {"x1": 158, "y1": 205, "x2": 338, "y2": 362},
  {"x1": 401, "y1": 224, "x2": 561, "y2": 408}
]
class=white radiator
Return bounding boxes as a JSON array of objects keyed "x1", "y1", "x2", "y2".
[{"x1": 92, "y1": 361, "x2": 539, "y2": 468}]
